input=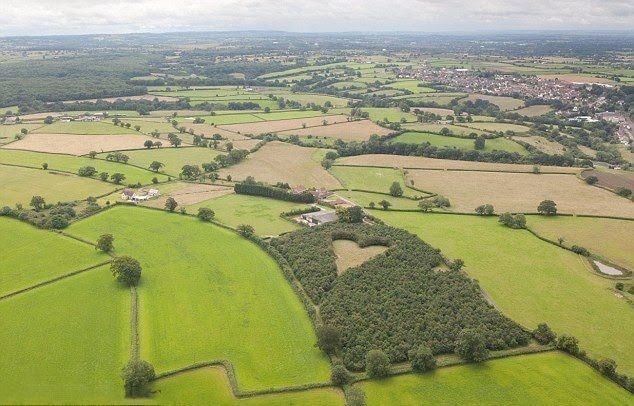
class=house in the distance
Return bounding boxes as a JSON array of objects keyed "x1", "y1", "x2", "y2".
[{"x1": 121, "y1": 188, "x2": 160, "y2": 202}]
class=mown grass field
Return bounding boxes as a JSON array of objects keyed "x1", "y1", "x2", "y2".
[
  {"x1": 335, "y1": 190, "x2": 422, "y2": 209},
  {"x1": 359, "y1": 352, "x2": 632, "y2": 405},
  {"x1": 0, "y1": 164, "x2": 115, "y2": 206},
  {"x1": 32, "y1": 121, "x2": 134, "y2": 135},
  {"x1": 153, "y1": 367, "x2": 344, "y2": 405},
  {"x1": 527, "y1": 216, "x2": 634, "y2": 270},
  {"x1": 0, "y1": 217, "x2": 108, "y2": 296},
  {"x1": 389, "y1": 131, "x2": 528, "y2": 154},
  {"x1": 67, "y1": 206, "x2": 331, "y2": 389},
  {"x1": 0, "y1": 268, "x2": 129, "y2": 404},
  {"x1": 377, "y1": 212, "x2": 634, "y2": 375},
  {"x1": 0, "y1": 149, "x2": 168, "y2": 184},
  {"x1": 330, "y1": 165, "x2": 411, "y2": 196},
  {"x1": 101, "y1": 147, "x2": 222, "y2": 177},
  {"x1": 188, "y1": 193, "x2": 308, "y2": 236}
]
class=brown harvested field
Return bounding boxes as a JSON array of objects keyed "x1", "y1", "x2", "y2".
[
  {"x1": 148, "y1": 110, "x2": 209, "y2": 117},
  {"x1": 219, "y1": 141, "x2": 341, "y2": 189},
  {"x1": 332, "y1": 240, "x2": 388, "y2": 274},
  {"x1": 1, "y1": 133, "x2": 155, "y2": 155},
  {"x1": 218, "y1": 115, "x2": 350, "y2": 135},
  {"x1": 336, "y1": 154, "x2": 582, "y2": 174},
  {"x1": 276, "y1": 120, "x2": 392, "y2": 141},
  {"x1": 512, "y1": 105, "x2": 552, "y2": 117},
  {"x1": 581, "y1": 168, "x2": 634, "y2": 191},
  {"x1": 61, "y1": 94, "x2": 179, "y2": 103},
  {"x1": 406, "y1": 169, "x2": 634, "y2": 217},
  {"x1": 466, "y1": 94, "x2": 525, "y2": 111},
  {"x1": 223, "y1": 138, "x2": 261, "y2": 150},
  {"x1": 513, "y1": 136, "x2": 567, "y2": 155},
  {"x1": 142, "y1": 183, "x2": 234, "y2": 208},
  {"x1": 184, "y1": 124, "x2": 251, "y2": 141}
]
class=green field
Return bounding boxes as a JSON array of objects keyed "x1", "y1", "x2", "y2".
[
  {"x1": 461, "y1": 122, "x2": 532, "y2": 134},
  {"x1": 154, "y1": 367, "x2": 344, "y2": 405},
  {"x1": 99, "y1": 147, "x2": 222, "y2": 177},
  {"x1": 0, "y1": 217, "x2": 109, "y2": 296},
  {"x1": 389, "y1": 131, "x2": 528, "y2": 154},
  {"x1": 0, "y1": 164, "x2": 115, "y2": 206},
  {"x1": 330, "y1": 107, "x2": 417, "y2": 123},
  {"x1": 188, "y1": 193, "x2": 308, "y2": 236},
  {"x1": 384, "y1": 80, "x2": 436, "y2": 93},
  {"x1": 376, "y1": 212, "x2": 634, "y2": 375},
  {"x1": 123, "y1": 118, "x2": 176, "y2": 134},
  {"x1": 359, "y1": 352, "x2": 631, "y2": 405},
  {"x1": 196, "y1": 113, "x2": 264, "y2": 125},
  {"x1": 403, "y1": 123, "x2": 490, "y2": 136},
  {"x1": 67, "y1": 206, "x2": 331, "y2": 389},
  {"x1": 33, "y1": 121, "x2": 134, "y2": 135},
  {"x1": 0, "y1": 123, "x2": 44, "y2": 138},
  {"x1": 335, "y1": 190, "x2": 422, "y2": 210},
  {"x1": 256, "y1": 110, "x2": 331, "y2": 121},
  {"x1": 0, "y1": 268, "x2": 129, "y2": 404},
  {"x1": 0, "y1": 149, "x2": 168, "y2": 184},
  {"x1": 528, "y1": 216, "x2": 634, "y2": 270},
  {"x1": 330, "y1": 166, "x2": 411, "y2": 196}
]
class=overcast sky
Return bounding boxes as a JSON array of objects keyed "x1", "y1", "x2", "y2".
[{"x1": 1, "y1": 0, "x2": 633, "y2": 37}]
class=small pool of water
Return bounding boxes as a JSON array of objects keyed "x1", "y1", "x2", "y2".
[{"x1": 593, "y1": 261, "x2": 623, "y2": 276}]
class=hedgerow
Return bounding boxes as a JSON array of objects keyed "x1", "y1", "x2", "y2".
[{"x1": 271, "y1": 223, "x2": 530, "y2": 370}]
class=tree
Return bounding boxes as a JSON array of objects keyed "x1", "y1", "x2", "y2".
[
  {"x1": 389, "y1": 181, "x2": 403, "y2": 197},
  {"x1": 143, "y1": 140, "x2": 153, "y2": 149},
  {"x1": 180, "y1": 165, "x2": 201, "y2": 180},
  {"x1": 378, "y1": 200, "x2": 391, "y2": 210},
  {"x1": 122, "y1": 359, "x2": 155, "y2": 398},
  {"x1": 533, "y1": 323, "x2": 556, "y2": 344},
  {"x1": 78, "y1": 166, "x2": 97, "y2": 177},
  {"x1": 330, "y1": 363, "x2": 351, "y2": 386},
  {"x1": 237, "y1": 224, "x2": 255, "y2": 238},
  {"x1": 317, "y1": 325, "x2": 341, "y2": 354},
  {"x1": 555, "y1": 335, "x2": 579, "y2": 355},
  {"x1": 44, "y1": 116, "x2": 54, "y2": 124},
  {"x1": 134, "y1": 125, "x2": 141, "y2": 132},
  {"x1": 47, "y1": 215, "x2": 69, "y2": 229},
  {"x1": 20, "y1": 128, "x2": 28, "y2": 135},
  {"x1": 321, "y1": 158, "x2": 333, "y2": 169},
  {"x1": 165, "y1": 197, "x2": 178, "y2": 212},
  {"x1": 99, "y1": 172, "x2": 109, "y2": 181},
  {"x1": 455, "y1": 329, "x2": 489, "y2": 362},
  {"x1": 197, "y1": 207, "x2": 215, "y2": 222},
  {"x1": 110, "y1": 173, "x2": 125, "y2": 184},
  {"x1": 88, "y1": 150, "x2": 97, "y2": 159},
  {"x1": 110, "y1": 256, "x2": 142, "y2": 286},
  {"x1": 584, "y1": 176, "x2": 599, "y2": 185},
  {"x1": 365, "y1": 350, "x2": 390, "y2": 378},
  {"x1": 149, "y1": 161, "x2": 164, "y2": 172},
  {"x1": 598, "y1": 358, "x2": 617, "y2": 377},
  {"x1": 537, "y1": 200, "x2": 557, "y2": 215},
  {"x1": 474, "y1": 136, "x2": 486, "y2": 150},
  {"x1": 42, "y1": 162, "x2": 48, "y2": 170},
  {"x1": 409, "y1": 344, "x2": 436, "y2": 372},
  {"x1": 475, "y1": 204, "x2": 494, "y2": 215},
  {"x1": 30, "y1": 195, "x2": 45, "y2": 211},
  {"x1": 346, "y1": 387, "x2": 365, "y2": 406},
  {"x1": 418, "y1": 199, "x2": 434, "y2": 212},
  {"x1": 498, "y1": 212, "x2": 526, "y2": 229},
  {"x1": 225, "y1": 142, "x2": 234, "y2": 152},
  {"x1": 337, "y1": 206, "x2": 363, "y2": 223},
  {"x1": 432, "y1": 195, "x2": 450, "y2": 208},
  {"x1": 96, "y1": 234, "x2": 114, "y2": 252}
]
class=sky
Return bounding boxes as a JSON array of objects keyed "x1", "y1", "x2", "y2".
[{"x1": 1, "y1": 0, "x2": 633, "y2": 37}]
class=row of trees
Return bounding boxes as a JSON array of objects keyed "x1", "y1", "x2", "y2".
[{"x1": 234, "y1": 181, "x2": 316, "y2": 203}]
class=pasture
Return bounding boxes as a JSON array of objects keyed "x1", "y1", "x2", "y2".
[
  {"x1": 330, "y1": 107, "x2": 417, "y2": 123},
  {"x1": 0, "y1": 124, "x2": 44, "y2": 139},
  {"x1": 141, "y1": 182, "x2": 233, "y2": 209},
  {"x1": 460, "y1": 122, "x2": 531, "y2": 134},
  {"x1": 330, "y1": 165, "x2": 411, "y2": 196},
  {"x1": 106, "y1": 147, "x2": 222, "y2": 176},
  {"x1": 32, "y1": 121, "x2": 134, "y2": 135},
  {"x1": 276, "y1": 120, "x2": 392, "y2": 141},
  {"x1": 0, "y1": 268, "x2": 129, "y2": 404},
  {"x1": 187, "y1": 193, "x2": 308, "y2": 236},
  {"x1": 527, "y1": 216, "x2": 634, "y2": 270},
  {"x1": 335, "y1": 190, "x2": 421, "y2": 210},
  {"x1": 466, "y1": 93, "x2": 525, "y2": 111},
  {"x1": 219, "y1": 141, "x2": 341, "y2": 189},
  {"x1": 513, "y1": 135, "x2": 567, "y2": 155},
  {"x1": 4, "y1": 133, "x2": 156, "y2": 155},
  {"x1": 0, "y1": 164, "x2": 115, "y2": 206},
  {"x1": 390, "y1": 131, "x2": 528, "y2": 154},
  {"x1": 403, "y1": 123, "x2": 489, "y2": 137},
  {"x1": 67, "y1": 207, "x2": 331, "y2": 389},
  {"x1": 0, "y1": 149, "x2": 169, "y2": 184},
  {"x1": 122, "y1": 118, "x2": 177, "y2": 134},
  {"x1": 377, "y1": 212, "x2": 634, "y2": 374},
  {"x1": 359, "y1": 352, "x2": 632, "y2": 405},
  {"x1": 0, "y1": 217, "x2": 108, "y2": 296},
  {"x1": 405, "y1": 169, "x2": 634, "y2": 217}
]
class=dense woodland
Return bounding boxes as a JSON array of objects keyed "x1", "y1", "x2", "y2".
[{"x1": 271, "y1": 223, "x2": 530, "y2": 370}]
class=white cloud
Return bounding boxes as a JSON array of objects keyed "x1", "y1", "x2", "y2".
[{"x1": 0, "y1": 0, "x2": 632, "y2": 36}]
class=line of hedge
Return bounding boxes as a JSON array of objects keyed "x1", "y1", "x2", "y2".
[
  {"x1": 234, "y1": 182, "x2": 316, "y2": 203},
  {"x1": 129, "y1": 286, "x2": 140, "y2": 361}
]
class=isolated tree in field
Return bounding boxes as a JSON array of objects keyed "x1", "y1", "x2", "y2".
[
  {"x1": 378, "y1": 200, "x2": 391, "y2": 210},
  {"x1": 44, "y1": 116, "x2": 54, "y2": 124},
  {"x1": 237, "y1": 224, "x2": 255, "y2": 238},
  {"x1": 122, "y1": 359, "x2": 155, "y2": 398},
  {"x1": 556, "y1": 334, "x2": 579, "y2": 355},
  {"x1": 537, "y1": 199, "x2": 557, "y2": 215},
  {"x1": 42, "y1": 162, "x2": 48, "y2": 170},
  {"x1": 409, "y1": 344, "x2": 436, "y2": 372},
  {"x1": 110, "y1": 173, "x2": 126, "y2": 184},
  {"x1": 88, "y1": 150, "x2": 97, "y2": 159},
  {"x1": 111, "y1": 256, "x2": 142, "y2": 286},
  {"x1": 365, "y1": 350, "x2": 390, "y2": 378},
  {"x1": 317, "y1": 325, "x2": 341, "y2": 354},
  {"x1": 474, "y1": 136, "x2": 486, "y2": 150},
  {"x1": 165, "y1": 197, "x2": 178, "y2": 212},
  {"x1": 533, "y1": 323, "x2": 556, "y2": 344},
  {"x1": 180, "y1": 165, "x2": 201, "y2": 180},
  {"x1": 389, "y1": 181, "x2": 403, "y2": 197},
  {"x1": 197, "y1": 207, "x2": 215, "y2": 222},
  {"x1": 143, "y1": 140, "x2": 153, "y2": 149},
  {"x1": 30, "y1": 195, "x2": 45, "y2": 211},
  {"x1": 96, "y1": 234, "x2": 114, "y2": 253},
  {"x1": 20, "y1": 128, "x2": 28, "y2": 135},
  {"x1": 455, "y1": 328, "x2": 489, "y2": 362},
  {"x1": 149, "y1": 161, "x2": 164, "y2": 172},
  {"x1": 330, "y1": 363, "x2": 351, "y2": 386},
  {"x1": 584, "y1": 175, "x2": 598, "y2": 185}
]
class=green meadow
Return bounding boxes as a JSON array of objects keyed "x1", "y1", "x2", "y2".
[
  {"x1": 100, "y1": 147, "x2": 222, "y2": 177},
  {"x1": 67, "y1": 206, "x2": 331, "y2": 390},
  {"x1": 359, "y1": 352, "x2": 632, "y2": 405},
  {"x1": 335, "y1": 190, "x2": 421, "y2": 210},
  {"x1": 33, "y1": 121, "x2": 134, "y2": 135},
  {"x1": 123, "y1": 118, "x2": 176, "y2": 134},
  {"x1": 0, "y1": 149, "x2": 168, "y2": 184},
  {"x1": 0, "y1": 268, "x2": 129, "y2": 404},
  {"x1": 330, "y1": 107, "x2": 417, "y2": 123},
  {"x1": 377, "y1": 212, "x2": 634, "y2": 375},
  {"x1": 187, "y1": 193, "x2": 309, "y2": 236},
  {"x1": 330, "y1": 165, "x2": 412, "y2": 196},
  {"x1": 389, "y1": 131, "x2": 528, "y2": 154},
  {"x1": 0, "y1": 217, "x2": 108, "y2": 296},
  {"x1": 0, "y1": 164, "x2": 115, "y2": 206}
]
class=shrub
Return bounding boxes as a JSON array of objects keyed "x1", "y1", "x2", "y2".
[
  {"x1": 615, "y1": 282, "x2": 624, "y2": 291},
  {"x1": 475, "y1": 204, "x2": 494, "y2": 215},
  {"x1": 366, "y1": 350, "x2": 390, "y2": 378},
  {"x1": 598, "y1": 358, "x2": 617, "y2": 377},
  {"x1": 533, "y1": 323, "x2": 556, "y2": 344},
  {"x1": 537, "y1": 199, "x2": 557, "y2": 215},
  {"x1": 237, "y1": 224, "x2": 255, "y2": 238},
  {"x1": 432, "y1": 195, "x2": 450, "y2": 208},
  {"x1": 330, "y1": 363, "x2": 352, "y2": 386},
  {"x1": 409, "y1": 344, "x2": 437, "y2": 372},
  {"x1": 455, "y1": 329, "x2": 489, "y2": 362},
  {"x1": 197, "y1": 207, "x2": 215, "y2": 222},
  {"x1": 389, "y1": 182, "x2": 403, "y2": 197},
  {"x1": 165, "y1": 197, "x2": 178, "y2": 212},
  {"x1": 571, "y1": 245, "x2": 590, "y2": 256},
  {"x1": 615, "y1": 187, "x2": 632, "y2": 198},
  {"x1": 317, "y1": 325, "x2": 341, "y2": 355},
  {"x1": 122, "y1": 359, "x2": 155, "y2": 398},
  {"x1": 419, "y1": 199, "x2": 434, "y2": 212},
  {"x1": 111, "y1": 256, "x2": 142, "y2": 286},
  {"x1": 556, "y1": 335, "x2": 579, "y2": 355},
  {"x1": 498, "y1": 212, "x2": 526, "y2": 229},
  {"x1": 346, "y1": 387, "x2": 365, "y2": 406},
  {"x1": 449, "y1": 259, "x2": 464, "y2": 271},
  {"x1": 46, "y1": 214, "x2": 69, "y2": 229},
  {"x1": 77, "y1": 166, "x2": 97, "y2": 177},
  {"x1": 584, "y1": 176, "x2": 598, "y2": 185},
  {"x1": 96, "y1": 234, "x2": 114, "y2": 252}
]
